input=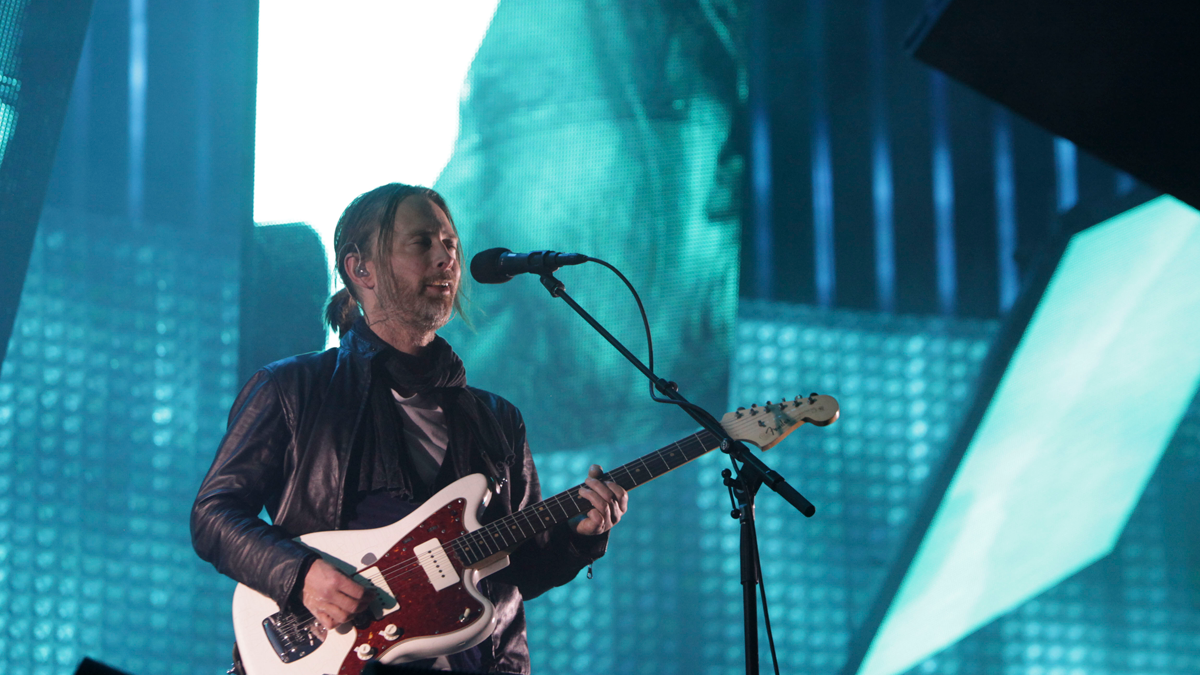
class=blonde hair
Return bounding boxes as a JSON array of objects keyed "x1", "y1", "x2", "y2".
[{"x1": 323, "y1": 183, "x2": 468, "y2": 336}]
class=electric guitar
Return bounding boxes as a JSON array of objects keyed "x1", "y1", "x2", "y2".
[{"x1": 232, "y1": 394, "x2": 839, "y2": 675}]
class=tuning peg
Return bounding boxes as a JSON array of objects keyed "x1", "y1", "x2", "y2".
[
  {"x1": 750, "y1": 403, "x2": 759, "y2": 415},
  {"x1": 735, "y1": 406, "x2": 745, "y2": 419}
]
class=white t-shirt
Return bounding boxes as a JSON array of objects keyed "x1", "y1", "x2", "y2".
[{"x1": 391, "y1": 390, "x2": 449, "y2": 487}]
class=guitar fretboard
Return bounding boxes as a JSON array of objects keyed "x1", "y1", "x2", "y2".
[{"x1": 451, "y1": 428, "x2": 721, "y2": 566}]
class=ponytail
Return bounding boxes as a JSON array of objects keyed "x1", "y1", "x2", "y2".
[{"x1": 324, "y1": 287, "x2": 362, "y2": 337}]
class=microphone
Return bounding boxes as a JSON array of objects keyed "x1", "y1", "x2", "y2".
[{"x1": 470, "y1": 248, "x2": 589, "y2": 284}]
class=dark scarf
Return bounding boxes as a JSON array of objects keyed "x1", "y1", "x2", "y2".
[{"x1": 353, "y1": 325, "x2": 512, "y2": 505}]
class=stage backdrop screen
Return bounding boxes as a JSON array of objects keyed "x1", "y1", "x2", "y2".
[
  {"x1": 857, "y1": 195, "x2": 1200, "y2": 675},
  {"x1": 253, "y1": 0, "x2": 742, "y2": 453}
]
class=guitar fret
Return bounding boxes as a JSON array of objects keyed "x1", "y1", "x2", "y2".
[
  {"x1": 639, "y1": 452, "x2": 668, "y2": 479},
  {"x1": 514, "y1": 508, "x2": 538, "y2": 534},
  {"x1": 501, "y1": 518, "x2": 521, "y2": 545},
  {"x1": 693, "y1": 431, "x2": 719, "y2": 457},
  {"x1": 534, "y1": 502, "x2": 557, "y2": 527},
  {"x1": 506, "y1": 512, "x2": 533, "y2": 539},
  {"x1": 459, "y1": 427, "x2": 739, "y2": 567},
  {"x1": 621, "y1": 459, "x2": 648, "y2": 487},
  {"x1": 463, "y1": 533, "x2": 487, "y2": 564},
  {"x1": 486, "y1": 521, "x2": 513, "y2": 552},
  {"x1": 456, "y1": 533, "x2": 480, "y2": 564},
  {"x1": 549, "y1": 493, "x2": 576, "y2": 521},
  {"x1": 637, "y1": 454, "x2": 657, "y2": 480}
]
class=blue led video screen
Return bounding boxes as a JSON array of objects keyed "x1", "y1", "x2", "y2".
[
  {"x1": 858, "y1": 196, "x2": 1200, "y2": 675},
  {"x1": 8, "y1": 1, "x2": 1200, "y2": 673},
  {"x1": 252, "y1": 0, "x2": 740, "y2": 454}
]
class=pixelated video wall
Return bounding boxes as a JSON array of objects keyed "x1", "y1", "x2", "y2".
[
  {"x1": 0, "y1": 207, "x2": 239, "y2": 675},
  {"x1": 860, "y1": 196, "x2": 1200, "y2": 675},
  {"x1": 526, "y1": 301, "x2": 999, "y2": 675},
  {"x1": 898, "y1": 389, "x2": 1200, "y2": 675},
  {"x1": 6, "y1": 229, "x2": 1200, "y2": 675},
  {"x1": 527, "y1": 301, "x2": 1200, "y2": 675},
  {"x1": 0, "y1": 0, "x2": 24, "y2": 166}
]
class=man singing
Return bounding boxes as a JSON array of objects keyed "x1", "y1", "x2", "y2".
[{"x1": 191, "y1": 183, "x2": 628, "y2": 673}]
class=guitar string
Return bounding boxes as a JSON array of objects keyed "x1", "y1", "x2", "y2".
[
  {"x1": 353, "y1": 407, "x2": 802, "y2": 584},
  {"x1": 276, "y1": 403, "x2": 820, "y2": 629},
  {"x1": 374, "y1": 397, "x2": 812, "y2": 581},
  {"x1": 363, "y1": 432, "x2": 719, "y2": 584},
  {"x1": 284, "y1": 405, "x2": 814, "y2": 623}
]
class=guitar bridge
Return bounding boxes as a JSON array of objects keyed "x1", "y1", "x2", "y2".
[{"x1": 262, "y1": 610, "x2": 325, "y2": 664}]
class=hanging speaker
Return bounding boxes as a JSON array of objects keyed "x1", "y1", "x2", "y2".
[{"x1": 906, "y1": 0, "x2": 1200, "y2": 210}]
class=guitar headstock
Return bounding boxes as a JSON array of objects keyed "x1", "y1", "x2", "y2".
[{"x1": 720, "y1": 393, "x2": 839, "y2": 450}]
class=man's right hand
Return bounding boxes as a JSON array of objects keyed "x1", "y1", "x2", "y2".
[{"x1": 302, "y1": 558, "x2": 371, "y2": 630}]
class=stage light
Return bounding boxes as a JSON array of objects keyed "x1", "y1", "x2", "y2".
[{"x1": 253, "y1": 1, "x2": 500, "y2": 347}]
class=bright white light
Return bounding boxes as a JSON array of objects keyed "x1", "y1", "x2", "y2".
[{"x1": 254, "y1": 0, "x2": 499, "y2": 340}]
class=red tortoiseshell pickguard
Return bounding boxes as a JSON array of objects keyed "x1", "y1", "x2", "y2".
[{"x1": 336, "y1": 498, "x2": 488, "y2": 675}]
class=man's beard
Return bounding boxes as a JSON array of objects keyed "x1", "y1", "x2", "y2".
[{"x1": 376, "y1": 275, "x2": 456, "y2": 333}]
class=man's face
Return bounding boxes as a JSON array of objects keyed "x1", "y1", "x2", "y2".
[{"x1": 375, "y1": 195, "x2": 461, "y2": 333}]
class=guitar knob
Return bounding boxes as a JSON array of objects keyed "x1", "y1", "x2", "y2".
[
  {"x1": 355, "y1": 644, "x2": 376, "y2": 660},
  {"x1": 381, "y1": 624, "x2": 401, "y2": 641}
]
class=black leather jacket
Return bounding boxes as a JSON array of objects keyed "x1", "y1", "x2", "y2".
[{"x1": 191, "y1": 325, "x2": 607, "y2": 673}]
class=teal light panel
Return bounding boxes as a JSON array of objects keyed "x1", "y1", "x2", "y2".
[
  {"x1": 860, "y1": 196, "x2": 1200, "y2": 675},
  {"x1": 0, "y1": 0, "x2": 28, "y2": 167},
  {"x1": 891, "y1": 389, "x2": 1200, "y2": 675},
  {"x1": 0, "y1": 208, "x2": 239, "y2": 675}
]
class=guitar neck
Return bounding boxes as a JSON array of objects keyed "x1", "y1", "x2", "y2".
[{"x1": 453, "y1": 428, "x2": 722, "y2": 566}]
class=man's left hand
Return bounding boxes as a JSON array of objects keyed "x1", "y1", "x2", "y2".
[{"x1": 571, "y1": 464, "x2": 629, "y2": 536}]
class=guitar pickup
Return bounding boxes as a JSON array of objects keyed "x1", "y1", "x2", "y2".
[
  {"x1": 354, "y1": 566, "x2": 399, "y2": 618},
  {"x1": 413, "y1": 538, "x2": 461, "y2": 591}
]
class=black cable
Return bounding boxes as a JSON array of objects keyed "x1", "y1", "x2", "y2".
[
  {"x1": 586, "y1": 257, "x2": 719, "y2": 420},
  {"x1": 588, "y1": 255, "x2": 779, "y2": 672},
  {"x1": 754, "y1": 518, "x2": 783, "y2": 675},
  {"x1": 585, "y1": 256, "x2": 654, "y2": 387}
]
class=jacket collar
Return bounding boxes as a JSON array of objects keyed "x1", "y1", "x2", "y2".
[{"x1": 341, "y1": 318, "x2": 390, "y2": 360}]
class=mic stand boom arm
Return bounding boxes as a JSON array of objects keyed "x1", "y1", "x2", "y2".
[
  {"x1": 536, "y1": 271, "x2": 815, "y2": 675},
  {"x1": 535, "y1": 273, "x2": 816, "y2": 516}
]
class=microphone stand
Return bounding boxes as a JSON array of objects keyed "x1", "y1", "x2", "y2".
[{"x1": 535, "y1": 272, "x2": 815, "y2": 675}]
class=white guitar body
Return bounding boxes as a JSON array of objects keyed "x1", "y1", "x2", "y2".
[{"x1": 232, "y1": 474, "x2": 510, "y2": 675}]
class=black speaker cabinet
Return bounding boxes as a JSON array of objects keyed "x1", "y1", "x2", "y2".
[{"x1": 907, "y1": 0, "x2": 1200, "y2": 209}]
